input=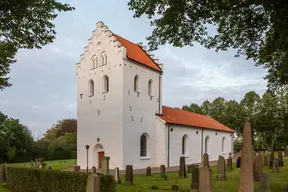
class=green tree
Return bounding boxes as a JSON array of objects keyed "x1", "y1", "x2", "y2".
[
  {"x1": 201, "y1": 100, "x2": 212, "y2": 116},
  {"x1": 7, "y1": 146, "x2": 17, "y2": 163},
  {"x1": 0, "y1": 1, "x2": 74, "y2": 90},
  {"x1": 128, "y1": 0, "x2": 288, "y2": 90},
  {"x1": 210, "y1": 97, "x2": 227, "y2": 123}
]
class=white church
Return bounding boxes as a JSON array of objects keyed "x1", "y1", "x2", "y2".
[{"x1": 76, "y1": 21, "x2": 234, "y2": 170}]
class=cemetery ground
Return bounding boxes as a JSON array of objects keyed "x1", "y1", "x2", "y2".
[{"x1": 1, "y1": 156, "x2": 288, "y2": 192}]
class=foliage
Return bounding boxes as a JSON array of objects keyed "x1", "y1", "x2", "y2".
[
  {"x1": 100, "y1": 174, "x2": 117, "y2": 192},
  {"x1": 128, "y1": 0, "x2": 288, "y2": 90},
  {"x1": 6, "y1": 147, "x2": 17, "y2": 163},
  {"x1": 6, "y1": 167, "x2": 89, "y2": 192},
  {"x1": 0, "y1": 1, "x2": 74, "y2": 90}
]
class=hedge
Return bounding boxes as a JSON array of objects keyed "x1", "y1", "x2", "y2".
[{"x1": 6, "y1": 167, "x2": 116, "y2": 192}]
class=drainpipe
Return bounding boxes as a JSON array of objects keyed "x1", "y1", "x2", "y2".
[
  {"x1": 167, "y1": 125, "x2": 170, "y2": 167},
  {"x1": 201, "y1": 128, "x2": 204, "y2": 162}
]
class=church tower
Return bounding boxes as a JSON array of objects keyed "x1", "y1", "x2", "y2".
[{"x1": 76, "y1": 21, "x2": 163, "y2": 170}]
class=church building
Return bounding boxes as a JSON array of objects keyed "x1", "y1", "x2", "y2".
[{"x1": 76, "y1": 21, "x2": 234, "y2": 170}]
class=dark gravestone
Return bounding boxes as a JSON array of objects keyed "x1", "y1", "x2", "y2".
[
  {"x1": 216, "y1": 155, "x2": 226, "y2": 181},
  {"x1": 236, "y1": 157, "x2": 241, "y2": 168},
  {"x1": 0, "y1": 165, "x2": 6, "y2": 183},
  {"x1": 190, "y1": 165, "x2": 199, "y2": 191},
  {"x1": 125, "y1": 165, "x2": 133, "y2": 185},
  {"x1": 178, "y1": 156, "x2": 187, "y2": 178},
  {"x1": 151, "y1": 185, "x2": 158, "y2": 190},
  {"x1": 160, "y1": 165, "x2": 165, "y2": 177},
  {"x1": 146, "y1": 166, "x2": 151, "y2": 176},
  {"x1": 92, "y1": 166, "x2": 97, "y2": 173},
  {"x1": 48, "y1": 166, "x2": 52, "y2": 169},
  {"x1": 163, "y1": 174, "x2": 168, "y2": 181}
]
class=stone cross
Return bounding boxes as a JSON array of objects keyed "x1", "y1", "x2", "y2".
[
  {"x1": 259, "y1": 172, "x2": 270, "y2": 192},
  {"x1": 92, "y1": 166, "x2": 96, "y2": 173},
  {"x1": 178, "y1": 156, "x2": 187, "y2": 178},
  {"x1": 101, "y1": 156, "x2": 110, "y2": 175},
  {"x1": 86, "y1": 174, "x2": 100, "y2": 192},
  {"x1": 238, "y1": 118, "x2": 254, "y2": 192},
  {"x1": 125, "y1": 165, "x2": 133, "y2": 185},
  {"x1": 146, "y1": 166, "x2": 151, "y2": 176},
  {"x1": 236, "y1": 157, "x2": 241, "y2": 168},
  {"x1": 190, "y1": 165, "x2": 199, "y2": 192},
  {"x1": 160, "y1": 165, "x2": 165, "y2": 177},
  {"x1": 203, "y1": 153, "x2": 209, "y2": 167},
  {"x1": 254, "y1": 155, "x2": 263, "y2": 182},
  {"x1": 199, "y1": 166, "x2": 212, "y2": 192},
  {"x1": 264, "y1": 155, "x2": 268, "y2": 166},
  {"x1": 31, "y1": 161, "x2": 34, "y2": 168},
  {"x1": 278, "y1": 151, "x2": 284, "y2": 167},
  {"x1": 114, "y1": 167, "x2": 121, "y2": 184},
  {"x1": 272, "y1": 158, "x2": 279, "y2": 173},
  {"x1": 216, "y1": 155, "x2": 226, "y2": 181}
]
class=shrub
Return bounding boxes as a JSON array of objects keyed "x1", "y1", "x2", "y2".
[
  {"x1": 6, "y1": 167, "x2": 90, "y2": 192},
  {"x1": 100, "y1": 174, "x2": 116, "y2": 192}
]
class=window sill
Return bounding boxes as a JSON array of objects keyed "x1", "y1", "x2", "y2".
[
  {"x1": 182, "y1": 155, "x2": 189, "y2": 158},
  {"x1": 140, "y1": 156, "x2": 150, "y2": 160},
  {"x1": 88, "y1": 95, "x2": 94, "y2": 97},
  {"x1": 102, "y1": 91, "x2": 108, "y2": 94}
]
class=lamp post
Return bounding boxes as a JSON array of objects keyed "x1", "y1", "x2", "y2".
[{"x1": 85, "y1": 145, "x2": 90, "y2": 172}]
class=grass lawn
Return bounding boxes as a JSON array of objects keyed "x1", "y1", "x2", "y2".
[
  {"x1": 7, "y1": 159, "x2": 76, "y2": 170},
  {"x1": 117, "y1": 156, "x2": 288, "y2": 192}
]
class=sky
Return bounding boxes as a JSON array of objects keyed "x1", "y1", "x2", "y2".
[{"x1": 0, "y1": 0, "x2": 268, "y2": 139}]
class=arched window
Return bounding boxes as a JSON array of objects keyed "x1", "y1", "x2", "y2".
[
  {"x1": 182, "y1": 134, "x2": 188, "y2": 155},
  {"x1": 91, "y1": 58, "x2": 95, "y2": 70},
  {"x1": 134, "y1": 75, "x2": 139, "y2": 92},
  {"x1": 148, "y1": 79, "x2": 152, "y2": 95},
  {"x1": 222, "y1": 137, "x2": 226, "y2": 153},
  {"x1": 94, "y1": 58, "x2": 98, "y2": 68},
  {"x1": 103, "y1": 75, "x2": 109, "y2": 93},
  {"x1": 205, "y1": 136, "x2": 210, "y2": 154},
  {"x1": 140, "y1": 134, "x2": 147, "y2": 157},
  {"x1": 101, "y1": 52, "x2": 107, "y2": 66},
  {"x1": 89, "y1": 80, "x2": 94, "y2": 96}
]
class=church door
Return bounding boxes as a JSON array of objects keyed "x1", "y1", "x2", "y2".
[{"x1": 98, "y1": 151, "x2": 105, "y2": 168}]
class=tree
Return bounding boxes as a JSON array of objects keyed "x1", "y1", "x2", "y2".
[
  {"x1": 128, "y1": 0, "x2": 288, "y2": 90},
  {"x1": 0, "y1": 1, "x2": 74, "y2": 90},
  {"x1": 7, "y1": 146, "x2": 17, "y2": 163}
]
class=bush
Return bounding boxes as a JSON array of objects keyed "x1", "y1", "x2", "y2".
[
  {"x1": 100, "y1": 174, "x2": 116, "y2": 192},
  {"x1": 6, "y1": 167, "x2": 90, "y2": 192},
  {"x1": 6, "y1": 167, "x2": 117, "y2": 192}
]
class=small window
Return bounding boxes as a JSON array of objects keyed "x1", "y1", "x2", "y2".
[
  {"x1": 88, "y1": 80, "x2": 94, "y2": 97},
  {"x1": 94, "y1": 58, "x2": 98, "y2": 68},
  {"x1": 101, "y1": 52, "x2": 107, "y2": 66},
  {"x1": 134, "y1": 75, "x2": 139, "y2": 92},
  {"x1": 140, "y1": 134, "x2": 147, "y2": 157},
  {"x1": 205, "y1": 136, "x2": 210, "y2": 154},
  {"x1": 182, "y1": 135, "x2": 188, "y2": 155},
  {"x1": 103, "y1": 75, "x2": 109, "y2": 93},
  {"x1": 91, "y1": 56, "x2": 97, "y2": 69},
  {"x1": 148, "y1": 79, "x2": 152, "y2": 95},
  {"x1": 222, "y1": 137, "x2": 226, "y2": 153}
]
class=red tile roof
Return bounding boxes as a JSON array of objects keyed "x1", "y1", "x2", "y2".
[
  {"x1": 158, "y1": 106, "x2": 234, "y2": 133},
  {"x1": 113, "y1": 33, "x2": 162, "y2": 72}
]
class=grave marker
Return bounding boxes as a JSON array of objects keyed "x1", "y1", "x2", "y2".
[
  {"x1": 216, "y1": 155, "x2": 226, "y2": 181},
  {"x1": 125, "y1": 165, "x2": 133, "y2": 185}
]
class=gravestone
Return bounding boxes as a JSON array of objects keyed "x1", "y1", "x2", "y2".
[
  {"x1": 48, "y1": 166, "x2": 52, "y2": 169},
  {"x1": 264, "y1": 155, "x2": 268, "y2": 166},
  {"x1": 125, "y1": 165, "x2": 133, "y2": 185},
  {"x1": 227, "y1": 153, "x2": 233, "y2": 172},
  {"x1": 254, "y1": 155, "x2": 263, "y2": 182},
  {"x1": 259, "y1": 172, "x2": 270, "y2": 192},
  {"x1": 199, "y1": 166, "x2": 212, "y2": 192},
  {"x1": 238, "y1": 118, "x2": 254, "y2": 192},
  {"x1": 278, "y1": 151, "x2": 284, "y2": 167},
  {"x1": 151, "y1": 185, "x2": 158, "y2": 190},
  {"x1": 268, "y1": 151, "x2": 274, "y2": 169},
  {"x1": 92, "y1": 166, "x2": 97, "y2": 173},
  {"x1": 0, "y1": 165, "x2": 6, "y2": 183},
  {"x1": 163, "y1": 174, "x2": 168, "y2": 181},
  {"x1": 146, "y1": 166, "x2": 151, "y2": 176},
  {"x1": 285, "y1": 146, "x2": 288, "y2": 157},
  {"x1": 190, "y1": 165, "x2": 199, "y2": 191},
  {"x1": 101, "y1": 156, "x2": 110, "y2": 175},
  {"x1": 160, "y1": 165, "x2": 165, "y2": 177},
  {"x1": 272, "y1": 158, "x2": 279, "y2": 173},
  {"x1": 41, "y1": 163, "x2": 46, "y2": 169},
  {"x1": 72, "y1": 165, "x2": 80, "y2": 172},
  {"x1": 236, "y1": 157, "x2": 241, "y2": 168},
  {"x1": 31, "y1": 161, "x2": 34, "y2": 168},
  {"x1": 203, "y1": 153, "x2": 209, "y2": 167},
  {"x1": 86, "y1": 174, "x2": 100, "y2": 192},
  {"x1": 114, "y1": 167, "x2": 121, "y2": 184},
  {"x1": 179, "y1": 156, "x2": 187, "y2": 178},
  {"x1": 216, "y1": 155, "x2": 226, "y2": 181}
]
